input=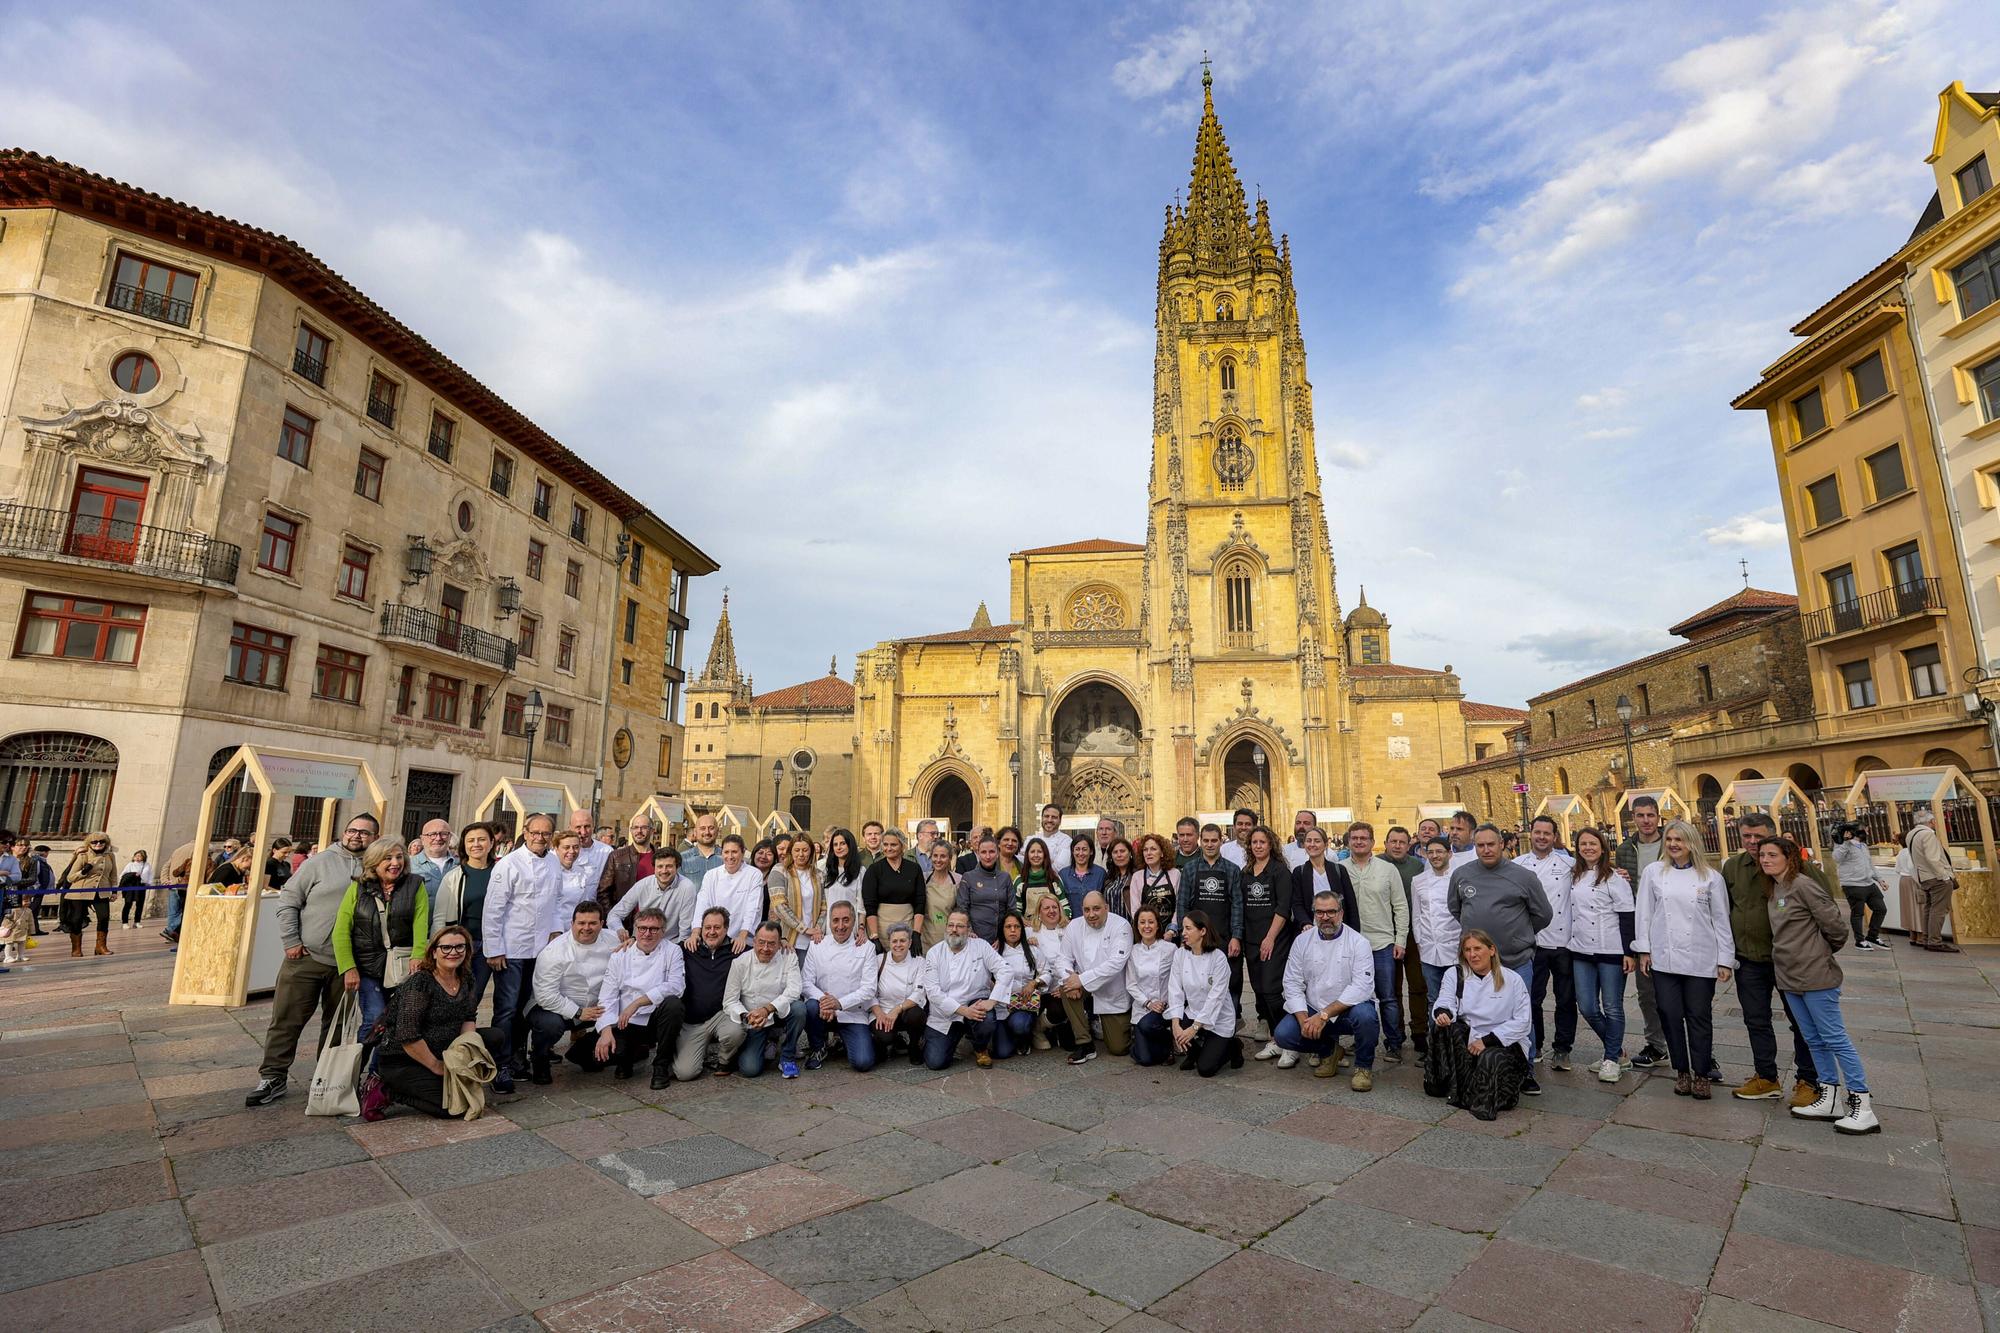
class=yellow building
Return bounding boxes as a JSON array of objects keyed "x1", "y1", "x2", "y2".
[{"x1": 689, "y1": 77, "x2": 1510, "y2": 836}]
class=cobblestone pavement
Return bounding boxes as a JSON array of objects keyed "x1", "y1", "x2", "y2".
[{"x1": 2, "y1": 930, "x2": 1997, "y2": 1332}]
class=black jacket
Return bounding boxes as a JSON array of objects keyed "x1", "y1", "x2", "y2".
[
  {"x1": 1289, "y1": 861, "x2": 1358, "y2": 933},
  {"x1": 682, "y1": 941, "x2": 734, "y2": 1024}
]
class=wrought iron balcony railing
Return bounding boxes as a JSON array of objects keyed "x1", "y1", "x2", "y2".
[
  {"x1": 0, "y1": 502, "x2": 239, "y2": 585},
  {"x1": 1801, "y1": 578, "x2": 1944, "y2": 641},
  {"x1": 292, "y1": 348, "x2": 327, "y2": 385},
  {"x1": 366, "y1": 394, "x2": 397, "y2": 428},
  {"x1": 379, "y1": 603, "x2": 517, "y2": 671},
  {"x1": 105, "y1": 282, "x2": 193, "y2": 328}
]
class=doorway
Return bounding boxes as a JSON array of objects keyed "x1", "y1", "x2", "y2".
[
  {"x1": 1222, "y1": 739, "x2": 1269, "y2": 820},
  {"x1": 931, "y1": 774, "x2": 974, "y2": 837},
  {"x1": 67, "y1": 467, "x2": 148, "y2": 564},
  {"x1": 402, "y1": 769, "x2": 457, "y2": 841}
]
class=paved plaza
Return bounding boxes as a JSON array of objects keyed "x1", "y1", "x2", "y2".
[{"x1": 2, "y1": 934, "x2": 1998, "y2": 1333}]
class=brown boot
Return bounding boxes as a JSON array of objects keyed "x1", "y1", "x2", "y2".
[
  {"x1": 94, "y1": 930, "x2": 112, "y2": 956},
  {"x1": 69, "y1": 932, "x2": 83, "y2": 957}
]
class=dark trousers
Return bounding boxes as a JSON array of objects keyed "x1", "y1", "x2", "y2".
[
  {"x1": 1402, "y1": 935, "x2": 1429, "y2": 1052},
  {"x1": 59, "y1": 898, "x2": 110, "y2": 933},
  {"x1": 924, "y1": 1015, "x2": 996, "y2": 1070},
  {"x1": 1651, "y1": 971, "x2": 1716, "y2": 1076},
  {"x1": 1842, "y1": 885, "x2": 1886, "y2": 945},
  {"x1": 607, "y1": 998, "x2": 685, "y2": 1073},
  {"x1": 1733, "y1": 958, "x2": 1817, "y2": 1084},
  {"x1": 259, "y1": 952, "x2": 342, "y2": 1080},
  {"x1": 1039, "y1": 994, "x2": 1076, "y2": 1050},
  {"x1": 119, "y1": 890, "x2": 147, "y2": 923},
  {"x1": 993, "y1": 1006, "x2": 1037, "y2": 1059},
  {"x1": 1186, "y1": 1028, "x2": 1238, "y2": 1077},
  {"x1": 1131, "y1": 1010, "x2": 1171, "y2": 1066},
  {"x1": 1530, "y1": 945, "x2": 1578, "y2": 1055},
  {"x1": 1228, "y1": 949, "x2": 1245, "y2": 1027},
  {"x1": 1248, "y1": 946, "x2": 1288, "y2": 1038},
  {"x1": 488, "y1": 957, "x2": 538, "y2": 1073},
  {"x1": 876, "y1": 1005, "x2": 930, "y2": 1064},
  {"x1": 525, "y1": 1005, "x2": 596, "y2": 1064}
]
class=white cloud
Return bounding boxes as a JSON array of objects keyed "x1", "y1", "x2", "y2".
[
  {"x1": 1576, "y1": 387, "x2": 1628, "y2": 412},
  {"x1": 1321, "y1": 439, "x2": 1372, "y2": 470},
  {"x1": 1702, "y1": 508, "x2": 1790, "y2": 547},
  {"x1": 1509, "y1": 628, "x2": 1675, "y2": 669}
]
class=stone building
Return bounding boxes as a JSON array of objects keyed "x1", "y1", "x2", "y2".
[
  {"x1": 0, "y1": 150, "x2": 715, "y2": 860},
  {"x1": 683, "y1": 77, "x2": 1514, "y2": 837}
]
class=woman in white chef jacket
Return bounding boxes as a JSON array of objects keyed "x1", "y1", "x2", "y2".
[
  {"x1": 1428, "y1": 928, "x2": 1532, "y2": 1119},
  {"x1": 1166, "y1": 910, "x2": 1240, "y2": 1077},
  {"x1": 1125, "y1": 906, "x2": 1176, "y2": 1066},
  {"x1": 1632, "y1": 819, "x2": 1736, "y2": 1101},
  {"x1": 991, "y1": 911, "x2": 1048, "y2": 1060},
  {"x1": 868, "y1": 922, "x2": 929, "y2": 1065},
  {"x1": 1028, "y1": 893, "x2": 1075, "y2": 1052}
]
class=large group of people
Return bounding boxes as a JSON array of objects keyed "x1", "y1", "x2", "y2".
[{"x1": 216, "y1": 797, "x2": 1889, "y2": 1135}]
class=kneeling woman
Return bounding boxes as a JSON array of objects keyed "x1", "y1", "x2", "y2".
[
  {"x1": 1760, "y1": 837, "x2": 1879, "y2": 1134},
  {"x1": 367, "y1": 924, "x2": 501, "y2": 1119},
  {"x1": 1428, "y1": 929, "x2": 1532, "y2": 1120},
  {"x1": 992, "y1": 912, "x2": 1047, "y2": 1059},
  {"x1": 869, "y1": 924, "x2": 929, "y2": 1065},
  {"x1": 1127, "y1": 907, "x2": 1176, "y2": 1065},
  {"x1": 1166, "y1": 911, "x2": 1240, "y2": 1076}
]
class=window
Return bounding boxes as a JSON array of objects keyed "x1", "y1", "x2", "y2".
[
  {"x1": 544, "y1": 704, "x2": 573, "y2": 747},
  {"x1": 312, "y1": 645, "x2": 367, "y2": 704},
  {"x1": 564, "y1": 560, "x2": 582, "y2": 598},
  {"x1": 1360, "y1": 632, "x2": 1381, "y2": 664},
  {"x1": 1886, "y1": 540, "x2": 1926, "y2": 590},
  {"x1": 1220, "y1": 557, "x2": 1254, "y2": 648},
  {"x1": 14, "y1": 593, "x2": 144, "y2": 664},
  {"x1": 1587, "y1": 699, "x2": 1599, "y2": 727},
  {"x1": 621, "y1": 659, "x2": 634, "y2": 685},
  {"x1": 1213, "y1": 424, "x2": 1251, "y2": 492},
  {"x1": 0, "y1": 733, "x2": 119, "y2": 839},
  {"x1": 355, "y1": 448, "x2": 384, "y2": 502},
  {"x1": 628, "y1": 541, "x2": 644, "y2": 585},
  {"x1": 1545, "y1": 710, "x2": 1558, "y2": 739},
  {"x1": 1975, "y1": 352, "x2": 2000, "y2": 422},
  {"x1": 454, "y1": 501, "x2": 474, "y2": 535},
  {"x1": 502, "y1": 692, "x2": 527, "y2": 736},
  {"x1": 278, "y1": 406, "x2": 315, "y2": 467},
  {"x1": 470, "y1": 684, "x2": 490, "y2": 730},
  {"x1": 394, "y1": 665, "x2": 417, "y2": 717},
  {"x1": 294, "y1": 324, "x2": 330, "y2": 384},
  {"x1": 257, "y1": 512, "x2": 299, "y2": 576},
  {"x1": 490, "y1": 451, "x2": 514, "y2": 497},
  {"x1": 427, "y1": 411, "x2": 455, "y2": 462},
  {"x1": 694, "y1": 702, "x2": 703, "y2": 720},
  {"x1": 1791, "y1": 387, "x2": 1826, "y2": 439},
  {"x1": 533, "y1": 478, "x2": 554, "y2": 521},
  {"x1": 518, "y1": 613, "x2": 539, "y2": 660},
  {"x1": 1840, "y1": 660, "x2": 1877, "y2": 709},
  {"x1": 1905, "y1": 644, "x2": 1947, "y2": 699},
  {"x1": 1697, "y1": 664, "x2": 1714, "y2": 701},
  {"x1": 570, "y1": 502, "x2": 589, "y2": 543},
  {"x1": 1804, "y1": 474, "x2": 1843, "y2": 527},
  {"x1": 366, "y1": 372, "x2": 398, "y2": 428},
  {"x1": 526, "y1": 539, "x2": 545, "y2": 581},
  {"x1": 659, "y1": 735, "x2": 672, "y2": 778},
  {"x1": 1824, "y1": 564, "x2": 1859, "y2": 617},
  {"x1": 110, "y1": 352, "x2": 159, "y2": 394},
  {"x1": 337, "y1": 543, "x2": 372, "y2": 600},
  {"x1": 1958, "y1": 152, "x2": 1993, "y2": 205},
  {"x1": 557, "y1": 627, "x2": 577, "y2": 672},
  {"x1": 424, "y1": 673, "x2": 462, "y2": 725},
  {"x1": 1953, "y1": 237, "x2": 2000, "y2": 318},
  {"x1": 1219, "y1": 357, "x2": 1236, "y2": 391},
  {"x1": 108, "y1": 252, "x2": 196, "y2": 327},
  {"x1": 1847, "y1": 351, "x2": 1888, "y2": 409},
  {"x1": 1474, "y1": 743, "x2": 1490, "y2": 760},
  {"x1": 1636, "y1": 683, "x2": 1651, "y2": 716},
  {"x1": 1214, "y1": 293, "x2": 1234, "y2": 320},
  {"x1": 226, "y1": 623, "x2": 291, "y2": 688},
  {"x1": 623, "y1": 598, "x2": 639, "y2": 645},
  {"x1": 1864, "y1": 446, "x2": 1908, "y2": 502}
]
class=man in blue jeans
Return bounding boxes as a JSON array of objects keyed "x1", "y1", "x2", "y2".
[
  {"x1": 724, "y1": 923, "x2": 805, "y2": 1077},
  {"x1": 801, "y1": 902, "x2": 878, "y2": 1071},
  {"x1": 1342, "y1": 823, "x2": 1410, "y2": 1064},
  {"x1": 1274, "y1": 891, "x2": 1380, "y2": 1092}
]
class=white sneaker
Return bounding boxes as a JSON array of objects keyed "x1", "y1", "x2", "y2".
[
  {"x1": 1253, "y1": 1040, "x2": 1282, "y2": 1061},
  {"x1": 1276, "y1": 1050, "x2": 1299, "y2": 1069},
  {"x1": 1306, "y1": 1055, "x2": 1323, "y2": 1068},
  {"x1": 1834, "y1": 1090, "x2": 1880, "y2": 1135},
  {"x1": 1597, "y1": 1059, "x2": 1621, "y2": 1083}
]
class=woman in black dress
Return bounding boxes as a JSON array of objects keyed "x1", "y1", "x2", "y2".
[{"x1": 365, "y1": 923, "x2": 501, "y2": 1119}]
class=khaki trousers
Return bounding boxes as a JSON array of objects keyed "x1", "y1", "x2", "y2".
[
  {"x1": 259, "y1": 953, "x2": 341, "y2": 1081},
  {"x1": 1919, "y1": 877, "x2": 1956, "y2": 942},
  {"x1": 673, "y1": 1012, "x2": 746, "y2": 1081},
  {"x1": 1060, "y1": 994, "x2": 1131, "y2": 1055}
]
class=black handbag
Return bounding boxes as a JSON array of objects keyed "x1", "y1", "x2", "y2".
[{"x1": 1422, "y1": 966, "x2": 1465, "y2": 1099}]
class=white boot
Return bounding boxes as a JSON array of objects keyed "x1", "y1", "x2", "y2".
[
  {"x1": 1254, "y1": 1040, "x2": 1282, "y2": 1061},
  {"x1": 1790, "y1": 1081, "x2": 1840, "y2": 1120},
  {"x1": 1834, "y1": 1090, "x2": 1880, "y2": 1135}
]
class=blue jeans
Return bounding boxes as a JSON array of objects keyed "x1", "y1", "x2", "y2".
[
  {"x1": 1372, "y1": 946, "x2": 1405, "y2": 1051},
  {"x1": 993, "y1": 1006, "x2": 1037, "y2": 1059},
  {"x1": 736, "y1": 1007, "x2": 806, "y2": 1076},
  {"x1": 1274, "y1": 1002, "x2": 1379, "y2": 1069},
  {"x1": 1783, "y1": 988, "x2": 1867, "y2": 1093},
  {"x1": 806, "y1": 1014, "x2": 879, "y2": 1071},
  {"x1": 1530, "y1": 946, "x2": 1578, "y2": 1056},
  {"x1": 1131, "y1": 1010, "x2": 1171, "y2": 1066},
  {"x1": 166, "y1": 887, "x2": 186, "y2": 933},
  {"x1": 488, "y1": 957, "x2": 537, "y2": 1073},
  {"x1": 924, "y1": 1014, "x2": 996, "y2": 1069},
  {"x1": 1421, "y1": 962, "x2": 1450, "y2": 1019},
  {"x1": 1570, "y1": 956, "x2": 1627, "y2": 1063},
  {"x1": 357, "y1": 976, "x2": 389, "y2": 1036}
]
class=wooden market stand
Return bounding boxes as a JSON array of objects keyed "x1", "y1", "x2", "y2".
[
  {"x1": 1613, "y1": 786, "x2": 1684, "y2": 835},
  {"x1": 473, "y1": 776, "x2": 581, "y2": 836},
  {"x1": 627, "y1": 795, "x2": 690, "y2": 847},
  {"x1": 1532, "y1": 793, "x2": 1596, "y2": 846},
  {"x1": 1718, "y1": 776, "x2": 1824, "y2": 859}
]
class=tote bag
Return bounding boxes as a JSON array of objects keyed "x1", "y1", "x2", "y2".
[
  {"x1": 306, "y1": 990, "x2": 365, "y2": 1117},
  {"x1": 374, "y1": 893, "x2": 412, "y2": 988}
]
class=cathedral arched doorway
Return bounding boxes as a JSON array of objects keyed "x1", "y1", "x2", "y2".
[
  {"x1": 789, "y1": 794, "x2": 813, "y2": 830},
  {"x1": 930, "y1": 775, "x2": 973, "y2": 837},
  {"x1": 1222, "y1": 739, "x2": 1269, "y2": 821},
  {"x1": 1051, "y1": 680, "x2": 1143, "y2": 827}
]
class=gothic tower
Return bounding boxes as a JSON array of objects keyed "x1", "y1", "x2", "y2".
[{"x1": 1144, "y1": 65, "x2": 1349, "y2": 817}]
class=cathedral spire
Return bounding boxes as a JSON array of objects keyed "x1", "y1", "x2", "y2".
[
  {"x1": 699, "y1": 588, "x2": 741, "y2": 688},
  {"x1": 971, "y1": 600, "x2": 992, "y2": 630},
  {"x1": 1180, "y1": 63, "x2": 1251, "y2": 265}
]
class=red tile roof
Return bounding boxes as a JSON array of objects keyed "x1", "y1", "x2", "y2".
[
  {"x1": 897, "y1": 623, "x2": 1022, "y2": 645},
  {"x1": 1011, "y1": 539, "x2": 1145, "y2": 557},
  {"x1": 1350, "y1": 663, "x2": 1447, "y2": 678},
  {"x1": 1461, "y1": 701, "x2": 1529, "y2": 722},
  {"x1": 1666, "y1": 588, "x2": 1797, "y2": 640},
  {"x1": 750, "y1": 675, "x2": 856, "y2": 711}
]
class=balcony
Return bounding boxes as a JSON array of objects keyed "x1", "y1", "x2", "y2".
[
  {"x1": 0, "y1": 502, "x2": 239, "y2": 587},
  {"x1": 105, "y1": 282, "x2": 193, "y2": 328},
  {"x1": 1674, "y1": 716, "x2": 1821, "y2": 766},
  {"x1": 291, "y1": 347, "x2": 327, "y2": 385},
  {"x1": 365, "y1": 394, "x2": 397, "y2": 429},
  {"x1": 380, "y1": 603, "x2": 517, "y2": 671},
  {"x1": 1801, "y1": 578, "x2": 1945, "y2": 642}
]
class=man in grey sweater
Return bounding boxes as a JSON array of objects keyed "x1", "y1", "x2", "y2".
[
  {"x1": 1446, "y1": 824, "x2": 1552, "y2": 975},
  {"x1": 245, "y1": 812, "x2": 377, "y2": 1105}
]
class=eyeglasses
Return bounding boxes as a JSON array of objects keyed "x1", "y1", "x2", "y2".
[
  {"x1": 1312, "y1": 909, "x2": 1342, "y2": 918},
  {"x1": 434, "y1": 943, "x2": 469, "y2": 954},
  {"x1": 635, "y1": 926, "x2": 664, "y2": 934}
]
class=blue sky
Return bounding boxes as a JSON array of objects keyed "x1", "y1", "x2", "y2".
[{"x1": 8, "y1": 1, "x2": 1999, "y2": 706}]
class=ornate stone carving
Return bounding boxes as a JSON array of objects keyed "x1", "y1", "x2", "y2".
[
  {"x1": 998, "y1": 646, "x2": 1020, "y2": 677},
  {"x1": 1171, "y1": 640, "x2": 1192, "y2": 690},
  {"x1": 1302, "y1": 633, "x2": 1326, "y2": 686},
  {"x1": 1031, "y1": 629, "x2": 1144, "y2": 649},
  {"x1": 1066, "y1": 585, "x2": 1127, "y2": 630},
  {"x1": 1205, "y1": 510, "x2": 1269, "y2": 568},
  {"x1": 19, "y1": 399, "x2": 214, "y2": 530},
  {"x1": 873, "y1": 655, "x2": 898, "y2": 680},
  {"x1": 1194, "y1": 692, "x2": 1303, "y2": 764}
]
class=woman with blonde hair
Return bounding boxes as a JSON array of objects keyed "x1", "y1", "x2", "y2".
[
  {"x1": 60, "y1": 832, "x2": 118, "y2": 956},
  {"x1": 1427, "y1": 928, "x2": 1532, "y2": 1119},
  {"x1": 769, "y1": 835, "x2": 825, "y2": 961},
  {"x1": 334, "y1": 835, "x2": 432, "y2": 1039},
  {"x1": 1634, "y1": 819, "x2": 1735, "y2": 1099},
  {"x1": 922, "y1": 848, "x2": 961, "y2": 951}
]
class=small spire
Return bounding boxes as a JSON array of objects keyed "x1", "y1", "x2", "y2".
[
  {"x1": 1739, "y1": 557, "x2": 1750, "y2": 589},
  {"x1": 1358, "y1": 585, "x2": 1369, "y2": 607},
  {"x1": 1201, "y1": 51, "x2": 1212, "y2": 90},
  {"x1": 699, "y1": 586, "x2": 741, "y2": 687},
  {"x1": 828, "y1": 654, "x2": 838, "y2": 676},
  {"x1": 971, "y1": 600, "x2": 993, "y2": 630}
]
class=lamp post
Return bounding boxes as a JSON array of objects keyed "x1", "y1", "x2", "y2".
[
  {"x1": 1008, "y1": 751, "x2": 1022, "y2": 831},
  {"x1": 1615, "y1": 693, "x2": 1639, "y2": 787},
  {"x1": 1514, "y1": 732, "x2": 1530, "y2": 826},
  {"x1": 521, "y1": 688, "x2": 544, "y2": 779},
  {"x1": 1251, "y1": 744, "x2": 1267, "y2": 818},
  {"x1": 771, "y1": 759, "x2": 783, "y2": 817}
]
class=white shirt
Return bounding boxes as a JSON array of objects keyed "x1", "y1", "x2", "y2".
[
  {"x1": 594, "y1": 939, "x2": 686, "y2": 1030},
  {"x1": 1411, "y1": 867, "x2": 1462, "y2": 968},
  {"x1": 1282, "y1": 841, "x2": 1311, "y2": 871},
  {"x1": 724, "y1": 949, "x2": 801, "y2": 1023},
  {"x1": 826, "y1": 870, "x2": 864, "y2": 919},
  {"x1": 1281, "y1": 925, "x2": 1375, "y2": 1014},
  {"x1": 1029, "y1": 925, "x2": 1069, "y2": 981},
  {"x1": 532, "y1": 931, "x2": 619, "y2": 1020},
  {"x1": 802, "y1": 933, "x2": 878, "y2": 1023},
  {"x1": 1633, "y1": 862, "x2": 1737, "y2": 977},
  {"x1": 1035, "y1": 829, "x2": 1073, "y2": 872},
  {"x1": 1125, "y1": 938, "x2": 1175, "y2": 1011},
  {"x1": 573, "y1": 838, "x2": 611, "y2": 889},
  {"x1": 1220, "y1": 840, "x2": 1248, "y2": 868},
  {"x1": 552, "y1": 858, "x2": 596, "y2": 934},
  {"x1": 694, "y1": 863, "x2": 766, "y2": 939},
  {"x1": 121, "y1": 859, "x2": 156, "y2": 885},
  {"x1": 483, "y1": 845, "x2": 563, "y2": 959},
  {"x1": 1435, "y1": 964, "x2": 1533, "y2": 1056},
  {"x1": 922, "y1": 936, "x2": 1003, "y2": 1033},
  {"x1": 1062, "y1": 914, "x2": 1135, "y2": 1013},
  {"x1": 993, "y1": 942, "x2": 1044, "y2": 1005},
  {"x1": 1449, "y1": 847, "x2": 1477, "y2": 873},
  {"x1": 1514, "y1": 849, "x2": 1575, "y2": 950},
  {"x1": 1567, "y1": 868, "x2": 1635, "y2": 958},
  {"x1": 875, "y1": 952, "x2": 927, "y2": 1012},
  {"x1": 1168, "y1": 948, "x2": 1236, "y2": 1035},
  {"x1": 610, "y1": 873, "x2": 696, "y2": 941}
]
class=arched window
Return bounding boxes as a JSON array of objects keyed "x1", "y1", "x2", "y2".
[
  {"x1": 693, "y1": 702, "x2": 703, "y2": 719},
  {"x1": 1214, "y1": 293, "x2": 1234, "y2": 320},
  {"x1": 1220, "y1": 556, "x2": 1255, "y2": 649},
  {"x1": 1213, "y1": 424, "x2": 1251, "y2": 492},
  {"x1": 1219, "y1": 357, "x2": 1236, "y2": 391},
  {"x1": 0, "y1": 732, "x2": 118, "y2": 838}
]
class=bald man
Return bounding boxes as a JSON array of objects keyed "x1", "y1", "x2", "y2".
[{"x1": 410, "y1": 819, "x2": 457, "y2": 909}]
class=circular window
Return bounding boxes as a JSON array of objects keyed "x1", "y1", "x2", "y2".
[
  {"x1": 110, "y1": 352, "x2": 160, "y2": 394},
  {"x1": 791, "y1": 749, "x2": 816, "y2": 772},
  {"x1": 1213, "y1": 428, "x2": 1252, "y2": 487},
  {"x1": 455, "y1": 501, "x2": 475, "y2": 533}
]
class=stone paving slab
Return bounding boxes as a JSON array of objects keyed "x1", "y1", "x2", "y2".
[
  {"x1": 1497, "y1": 1188, "x2": 1726, "y2": 1287},
  {"x1": 540, "y1": 1249, "x2": 825, "y2": 1333},
  {"x1": 883, "y1": 1162, "x2": 1096, "y2": 1247},
  {"x1": 737, "y1": 1201, "x2": 980, "y2": 1311},
  {"x1": 0, "y1": 1199, "x2": 193, "y2": 1294},
  {"x1": 1116, "y1": 1159, "x2": 1310, "y2": 1244},
  {"x1": 658, "y1": 1162, "x2": 867, "y2": 1244},
  {"x1": 1151, "y1": 1247, "x2": 1426, "y2": 1333},
  {"x1": 845, "y1": 1251, "x2": 1130, "y2": 1332},
  {"x1": 184, "y1": 1159, "x2": 402, "y2": 1244},
  {"x1": 1260, "y1": 1197, "x2": 1488, "y2": 1301},
  {"x1": 592, "y1": 1132, "x2": 777, "y2": 1196},
  {"x1": 200, "y1": 1200, "x2": 449, "y2": 1309},
  {"x1": 999, "y1": 1200, "x2": 1234, "y2": 1309}
]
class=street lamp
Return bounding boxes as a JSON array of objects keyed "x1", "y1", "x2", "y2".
[
  {"x1": 1251, "y1": 744, "x2": 1267, "y2": 817},
  {"x1": 1008, "y1": 751, "x2": 1022, "y2": 830},
  {"x1": 1615, "y1": 693, "x2": 1639, "y2": 787},
  {"x1": 1513, "y1": 732, "x2": 1530, "y2": 826},
  {"x1": 772, "y1": 759, "x2": 783, "y2": 815},
  {"x1": 521, "y1": 688, "x2": 544, "y2": 778}
]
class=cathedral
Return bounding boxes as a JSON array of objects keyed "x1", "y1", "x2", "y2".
[{"x1": 681, "y1": 73, "x2": 1522, "y2": 837}]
